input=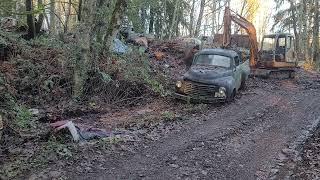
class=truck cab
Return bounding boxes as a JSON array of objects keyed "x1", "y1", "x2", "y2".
[{"x1": 175, "y1": 48, "x2": 250, "y2": 103}]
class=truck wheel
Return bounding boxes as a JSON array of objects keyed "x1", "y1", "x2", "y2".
[
  {"x1": 240, "y1": 79, "x2": 246, "y2": 90},
  {"x1": 227, "y1": 89, "x2": 236, "y2": 103}
]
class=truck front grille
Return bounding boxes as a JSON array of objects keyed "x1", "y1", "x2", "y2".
[{"x1": 184, "y1": 81, "x2": 218, "y2": 97}]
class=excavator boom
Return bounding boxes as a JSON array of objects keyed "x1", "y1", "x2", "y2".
[{"x1": 222, "y1": 7, "x2": 258, "y2": 68}]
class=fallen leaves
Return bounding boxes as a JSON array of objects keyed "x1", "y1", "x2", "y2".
[{"x1": 154, "y1": 51, "x2": 165, "y2": 61}]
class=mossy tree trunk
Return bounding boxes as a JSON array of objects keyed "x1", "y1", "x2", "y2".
[
  {"x1": 103, "y1": 0, "x2": 127, "y2": 54},
  {"x1": 72, "y1": 0, "x2": 96, "y2": 99}
]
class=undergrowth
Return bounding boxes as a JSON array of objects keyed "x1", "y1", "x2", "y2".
[{"x1": 0, "y1": 31, "x2": 168, "y2": 134}]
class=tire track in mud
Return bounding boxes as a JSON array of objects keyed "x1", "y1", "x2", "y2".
[{"x1": 78, "y1": 81, "x2": 285, "y2": 180}]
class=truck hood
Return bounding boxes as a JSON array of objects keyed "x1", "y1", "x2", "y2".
[{"x1": 183, "y1": 65, "x2": 232, "y2": 82}]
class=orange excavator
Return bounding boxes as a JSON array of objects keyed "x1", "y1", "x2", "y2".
[{"x1": 222, "y1": 7, "x2": 297, "y2": 78}]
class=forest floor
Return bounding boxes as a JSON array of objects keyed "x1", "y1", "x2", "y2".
[{"x1": 1, "y1": 69, "x2": 320, "y2": 180}]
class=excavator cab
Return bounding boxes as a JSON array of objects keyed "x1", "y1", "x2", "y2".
[{"x1": 259, "y1": 33, "x2": 297, "y2": 68}]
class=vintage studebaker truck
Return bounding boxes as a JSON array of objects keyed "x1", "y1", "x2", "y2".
[{"x1": 175, "y1": 48, "x2": 250, "y2": 103}]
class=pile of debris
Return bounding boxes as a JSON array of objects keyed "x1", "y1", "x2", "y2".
[
  {"x1": 147, "y1": 39, "x2": 198, "y2": 80},
  {"x1": 0, "y1": 17, "x2": 17, "y2": 32}
]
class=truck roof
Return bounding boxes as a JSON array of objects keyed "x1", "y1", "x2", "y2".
[{"x1": 197, "y1": 48, "x2": 238, "y2": 58}]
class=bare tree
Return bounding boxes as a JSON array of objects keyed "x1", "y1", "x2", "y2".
[
  {"x1": 189, "y1": 0, "x2": 196, "y2": 37},
  {"x1": 149, "y1": 7, "x2": 155, "y2": 34},
  {"x1": 49, "y1": 0, "x2": 56, "y2": 34},
  {"x1": 169, "y1": 0, "x2": 180, "y2": 39},
  {"x1": 289, "y1": 0, "x2": 300, "y2": 55},
  {"x1": 210, "y1": 0, "x2": 216, "y2": 35},
  {"x1": 194, "y1": 0, "x2": 205, "y2": 37},
  {"x1": 313, "y1": 0, "x2": 319, "y2": 64},
  {"x1": 64, "y1": 0, "x2": 72, "y2": 33}
]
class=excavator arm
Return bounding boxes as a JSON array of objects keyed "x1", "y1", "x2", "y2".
[{"x1": 222, "y1": 7, "x2": 258, "y2": 68}]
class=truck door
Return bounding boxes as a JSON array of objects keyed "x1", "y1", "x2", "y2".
[{"x1": 233, "y1": 56, "x2": 242, "y2": 90}]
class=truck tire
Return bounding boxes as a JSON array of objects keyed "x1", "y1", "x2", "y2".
[
  {"x1": 227, "y1": 89, "x2": 236, "y2": 103},
  {"x1": 240, "y1": 79, "x2": 246, "y2": 90}
]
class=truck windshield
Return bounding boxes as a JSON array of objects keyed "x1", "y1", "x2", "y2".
[
  {"x1": 194, "y1": 54, "x2": 231, "y2": 68},
  {"x1": 262, "y1": 37, "x2": 275, "y2": 51}
]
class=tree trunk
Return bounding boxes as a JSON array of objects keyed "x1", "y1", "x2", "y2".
[
  {"x1": 56, "y1": 0, "x2": 63, "y2": 33},
  {"x1": 78, "y1": 0, "x2": 83, "y2": 21},
  {"x1": 194, "y1": 0, "x2": 205, "y2": 37},
  {"x1": 289, "y1": 1, "x2": 300, "y2": 55},
  {"x1": 94, "y1": 0, "x2": 108, "y2": 43},
  {"x1": 92, "y1": 0, "x2": 108, "y2": 69},
  {"x1": 216, "y1": 0, "x2": 222, "y2": 33},
  {"x1": 149, "y1": 8, "x2": 155, "y2": 34},
  {"x1": 189, "y1": 0, "x2": 196, "y2": 37},
  {"x1": 140, "y1": 7, "x2": 147, "y2": 33},
  {"x1": 176, "y1": 4, "x2": 183, "y2": 37},
  {"x1": 160, "y1": 0, "x2": 167, "y2": 39},
  {"x1": 64, "y1": 0, "x2": 72, "y2": 33},
  {"x1": 294, "y1": 0, "x2": 307, "y2": 60},
  {"x1": 237, "y1": 0, "x2": 246, "y2": 34},
  {"x1": 211, "y1": 1, "x2": 216, "y2": 35},
  {"x1": 26, "y1": 0, "x2": 36, "y2": 39},
  {"x1": 49, "y1": 0, "x2": 56, "y2": 34},
  {"x1": 73, "y1": 0, "x2": 96, "y2": 99},
  {"x1": 307, "y1": 6, "x2": 313, "y2": 60},
  {"x1": 15, "y1": 1, "x2": 22, "y2": 20},
  {"x1": 313, "y1": 0, "x2": 319, "y2": 64},
  {"x1": 103, "y1": 0, "x2": 127, "y2": 53},
  {"x1": 35, "y1": 0, "x2": 44, "y2": 34},
  {"x1": 155, "y1": 10, "x2": 161, "y2": 38},
  {"x1": 168, "y1": 0, "x2": 180, "y2": 39}
]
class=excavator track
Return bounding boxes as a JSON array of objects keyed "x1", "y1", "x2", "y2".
[{"x1": 251, "y1": 68, "x2": 296, "y2": 79}]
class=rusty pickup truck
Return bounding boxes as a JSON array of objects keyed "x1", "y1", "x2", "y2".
[{"x1": 175, "y1": 48, "x2": 250, "y2": 103}]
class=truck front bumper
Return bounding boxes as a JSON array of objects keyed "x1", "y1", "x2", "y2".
[{"x1": 174, "y1": 93, "x2": 226, "y2": 104}]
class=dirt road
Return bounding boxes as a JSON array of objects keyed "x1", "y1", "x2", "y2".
[
  {"x1": 3, "y1": 70, "x2": 316, "y2": 180},
  {"x1": 54, "y1": 70, "x2": 319, "y2": 180}
]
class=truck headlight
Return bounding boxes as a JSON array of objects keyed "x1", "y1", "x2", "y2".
[
  {"x1": 176, "y1": 81, "x2": 182, "y2": 88},
  {"x1": 219, "y1": 87, "x2": 226, "y2": 94},
  {"x1": 215, "y1": 87, "x2": 226, "y2": 98}
]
